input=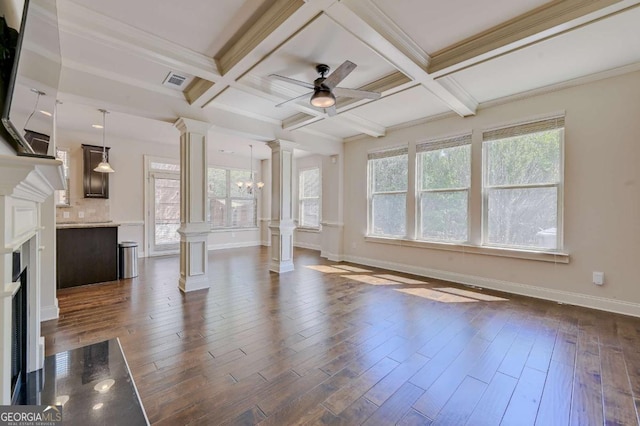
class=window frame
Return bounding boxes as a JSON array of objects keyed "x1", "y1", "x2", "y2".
[
  {"x1": 208, "y1": 166, "x2": 258, "y2": 230},
  {"x1": 55, "y1": 147, "x2": 70, "y2": 206},
  {"x1": 367, "y1": 146, "x2": 409, "y2": 238},
  {"x1": 298, "y1": 166, "x2": 321, "y2": 230},
  {"x1": 481, "y1": 117, "x2": 565, "y2": 251},
  {"x1": 416, "y1": 134, "x2": 472, "y2": 243}
]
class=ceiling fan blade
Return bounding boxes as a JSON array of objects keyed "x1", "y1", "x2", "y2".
[
  {"x1": 325, "y1": 105, "x2": 337, "y2": 117},
  {"x1": 268, "y1": 74, "x2": 315, "y2": 90},
  {"x1": 323, "y1": 61, "x2": 357, "y2": 90},
  {"x1": 333, "y1": 87, "x2": 381, "y2": 100},
  {"x1": 275, "y1": 92, "x2": 312, "y2": 108}
]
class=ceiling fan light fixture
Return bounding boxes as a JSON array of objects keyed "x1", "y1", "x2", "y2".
[{"x1": 310, "y1": 89, "x2": 336, "y2": 108}]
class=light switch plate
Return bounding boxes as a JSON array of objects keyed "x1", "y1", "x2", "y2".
[{"x1": 593, "y1": 271, "x2": 604, "y2": 286}]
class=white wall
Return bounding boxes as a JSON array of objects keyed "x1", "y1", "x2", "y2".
[
  {"x1": 343, "y1": 70, "x2": 640, "y2": 316},
  {"x1": 56, "y1": 129, "x2": 263, "y2": 256}
]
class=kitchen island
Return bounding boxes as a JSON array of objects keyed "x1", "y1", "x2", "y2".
[{"x1": 56, "y1": 222, "x2": 119, "y2": 288}]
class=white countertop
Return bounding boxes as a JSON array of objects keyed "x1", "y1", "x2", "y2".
[{"x1": 56, "y1": 221, "x2": 120, "y2": 229}]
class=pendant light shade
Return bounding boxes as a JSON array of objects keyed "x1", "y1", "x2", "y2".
[
  {"x1": 310, "y1": 88, "x2": 336, "y2": 108},
  {"x1": 94, "y1": 109, "x2": 114, "y2": 173}
]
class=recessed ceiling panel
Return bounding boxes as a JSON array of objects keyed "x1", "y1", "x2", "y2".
[
  {"x1": 213, "y1": 87, "x2": 293, "y2": 121},
  {"x1": 59, "y1": 32, "x2": 190, "y2": 92},
  {"x1": 372, "y1": 0, "x2": 548, "y2": 54},
  {"x1": 349, "y1": 86, "x2": 450, "y2": 127},
  {"x1": 67, "y1": 0, "x2": 269, "y2": 55},
  {"x1": 304, "y1": 116, "x2": 363, "y2": 139},
  {"x1": 242, "y1": 13, "x2": 398, "y2": 103},
  {"x1": 451, "y1": 7, "x2": 640, "y2": 103}
]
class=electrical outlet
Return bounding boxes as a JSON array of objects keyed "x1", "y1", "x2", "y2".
[
  {"x1": 593, "y1": 271, "x2": 604, "y2": 286},
  {"x1": 63, "y1": 211, "x2": 70, "y2": 219},
  {"x1": 78, "y1": 211, "x2": 85, "y2": 219}
]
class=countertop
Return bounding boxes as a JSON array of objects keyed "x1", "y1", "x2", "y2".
[{"x1": 56, "y1": 221, "x2": 120, "y2": 229}]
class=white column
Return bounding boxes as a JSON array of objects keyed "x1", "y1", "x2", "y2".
[
  {"x1": 267, "y1": 140, "x2": 297, "y2": 273},
  {"x1": 175, "y1": 118, "x2": 211, "y2": 292}
]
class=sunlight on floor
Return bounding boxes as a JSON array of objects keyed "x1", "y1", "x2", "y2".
[
  {"x1": 395, "y1": 287, "x2": 478, "y2": 303},
  {"x1": 305, "y1": 263, "x2": 509, "y2": 304}
]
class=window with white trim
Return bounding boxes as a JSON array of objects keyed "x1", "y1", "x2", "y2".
[
  {"x1": 55, "y1": 147, "x2": 70, "y2": 206},
  {"x1": 299, "y1": 167, "x2": 320, "y2": 228},
  {"x1": 417, "y1": 134, "x2": 471, "y2": 242},
  {"x1": 368, "y1": 147, "x2": 408, "y2": 237},
  {"x1": 483, "y1": 117, "x2": 564, "y2": 250},
  {"x1": 208, "y1": 167, "x2": 257, "y2": 228}
]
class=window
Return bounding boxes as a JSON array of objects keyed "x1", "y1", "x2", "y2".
[
  {"x1": 417, "y1": 135, "x2": 471, "y2": 242},
  {"x1": 208, "y1": 167, "x2": 257, "y2": 228},
  {"x1": 55, "y1": 148, "x2": 70, "y2": 206},
  {"x1": 483, "y1": 117, "x2": 564, "y2": 250},
  {"x1": 368, "y1": 147, "x2": 408, "y2": 237},
  {"x1": 298, "y1": 168, "x2": 321, "y2": 228}
]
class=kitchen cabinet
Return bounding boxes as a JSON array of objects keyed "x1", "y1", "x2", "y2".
[
  {"x1": 56, "y1": 224, "x2": 118, "y2": 288},
  {"x1": 82, "y1": 144, "x2": 110, "y2": 198}
]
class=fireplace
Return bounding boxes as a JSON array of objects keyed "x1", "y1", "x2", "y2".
[
  {"x1": 0, "y1": 154, "x2": 65, "y2": 404},
  {"x1": 10, "y1": 252, "x2": 27, "y2": 404}
]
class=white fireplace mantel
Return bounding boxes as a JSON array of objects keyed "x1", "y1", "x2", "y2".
[{"x1": 0, "y1": 154, "x2": 64, "y2": 404}]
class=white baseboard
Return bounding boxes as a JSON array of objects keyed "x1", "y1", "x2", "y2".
[
  {"x1": 294, "y1": 242, "x2": 321, "y2": 251},
  {"x1": 321, "y1": 250, "x2": 343, "y2": 262},
  {"x1": 261, "y1": 240, "x2": 270, "y2": 247},
  {"x1": 342, "y1": 254, "x2": 640, "y2": 318},
  {"x1": 40, "y1": 303, "x2": 59, "y2": 321},
  {"x1": 208, "y1": 241, "x2": 262, "y2": 251}
]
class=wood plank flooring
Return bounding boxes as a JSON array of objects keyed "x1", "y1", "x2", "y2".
[{"x1": 42, "y1": 247, "x2": 640, "y2": 425}]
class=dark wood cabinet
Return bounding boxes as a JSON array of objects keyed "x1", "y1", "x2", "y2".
[
  {"x1": 56, "y1": 226, "x2": 118, "y2": 288},
  {"x1": 82, "y1": 144, "x2": 110, "y2": 198}
]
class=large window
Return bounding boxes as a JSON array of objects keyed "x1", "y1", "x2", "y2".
[
  {"x1": 483, "y1": 117, "x2": 564, "y2": 250},
  {"x1": 208, "y1": 167, "x2": 257, "y2": 228},
  {"x1": 417, "y1": 135, "x2": 471, "y2": 242},
  {"x1": 299, "y1": 167, "x2": 320, "y2": 228},
  {"x1": 368, "y1": 147, "x2": 408, "y2": 237}
]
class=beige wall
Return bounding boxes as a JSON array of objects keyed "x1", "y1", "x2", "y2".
[
  {"x1": 343, "y1": 70, "x2": 640, "y2": 314},
  {"x1": 56, "y1": 129, "x2": 263, "y2": 257}
]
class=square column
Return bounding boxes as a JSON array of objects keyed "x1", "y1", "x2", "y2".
[
  {"x1": 267, "y1": 140, "x2": 297, "y2": 273},
  {"x1": 174, "y1": 118, "x2": 211, "y2": 292}
]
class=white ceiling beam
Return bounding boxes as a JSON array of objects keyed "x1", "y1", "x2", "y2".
[
  {"x1": 429, "y1": 0, "x2": 640, "y2": 78},
  {"x1": 189, "y1": 0, "x2": 337, "y2": 108},
  {"x1": 327, "y1": 0, "x2": 478, "y2": 117},
  {"x1": 56, "y1": 0, "x2": 220, "y2": 82}
]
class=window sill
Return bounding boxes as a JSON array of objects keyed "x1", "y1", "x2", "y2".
[
  {"x1": 296, "y1": 227, "x2": 321, "y2": 233},
  {"x1": 210, "y1": 227, "x2": 259, "y2": 233},
  {"x1": 364, "y1": 236, "x2": 569, "y2": 264}
]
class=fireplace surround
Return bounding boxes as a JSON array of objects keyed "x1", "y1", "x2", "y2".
[{"x1": 0, "y1": 154, "x2": 64, "y2": 404}]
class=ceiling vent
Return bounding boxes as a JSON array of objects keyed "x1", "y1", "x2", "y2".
[{"x1": 163, "y1": 72, "x2": 187, "y2": 89}]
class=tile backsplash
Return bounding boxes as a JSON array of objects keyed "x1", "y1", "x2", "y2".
[{"x1": 56, "y1": 198, "x2": 111, "y2": 223}]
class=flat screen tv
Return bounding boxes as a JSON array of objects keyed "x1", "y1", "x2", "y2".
[{"x1": 0, "y1": 0, "x2": 61, "y2": 157}]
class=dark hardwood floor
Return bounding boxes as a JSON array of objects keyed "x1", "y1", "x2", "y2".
[{"x1": 42, "y1": 247, "x2": 640, "y2": 425}]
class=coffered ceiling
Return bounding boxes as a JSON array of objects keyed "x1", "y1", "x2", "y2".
[{"x1": 47, "y1": 0, "x2": 640, "y2": 157}]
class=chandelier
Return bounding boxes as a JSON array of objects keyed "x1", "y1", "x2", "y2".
[{"x1": 236, "y1": 144, "x2": 264, "y2": 194}]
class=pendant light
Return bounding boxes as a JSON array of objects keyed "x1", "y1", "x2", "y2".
[
  {"x1": 236, "y1": 144, "x2": 264, "y2": 194},
  {"x1": 94, "y1": 109, "x2": 114, "y2": 173}
]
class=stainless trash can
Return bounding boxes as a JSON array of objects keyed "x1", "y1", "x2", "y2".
[{"x1": 119, "y1": 241, "x2": 138, "y2": 279}]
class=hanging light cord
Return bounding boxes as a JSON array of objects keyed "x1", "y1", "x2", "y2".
[
  {"x1": 101, "y1": 110, "x2": 107, "y2": 161},
  {"x1": 23, "y1": 89, "x2": 44, "y2": 131}
]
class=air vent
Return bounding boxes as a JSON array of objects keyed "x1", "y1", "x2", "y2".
[{"x1": 163, "y1": 72, "x2": 187, "y2": 89}]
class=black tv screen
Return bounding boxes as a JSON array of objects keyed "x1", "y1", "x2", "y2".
[{"x1": 0, "y1": 0, "x2": 60, "y2": 156}]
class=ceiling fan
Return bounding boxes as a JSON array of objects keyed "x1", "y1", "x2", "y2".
[{"x1": 268, "y1": 61, "x2": 381, "y2": 116}]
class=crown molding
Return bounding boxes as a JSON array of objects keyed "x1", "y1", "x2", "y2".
[
  {"x1": 429, "y1": 0, "x2": 640, "y2": 77},
  {"x1": 185, "y1": 78, "x2": 215, "y2": 105},
  {"x1": 216, "y1": 0, "x2": 305, "y2": 75},
  {"x1": 436, "y1": 76, "x2": 479, "y2": 114},
  {"x1": 57, "y1": 0, "x2": 219, "y2": 81}
]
